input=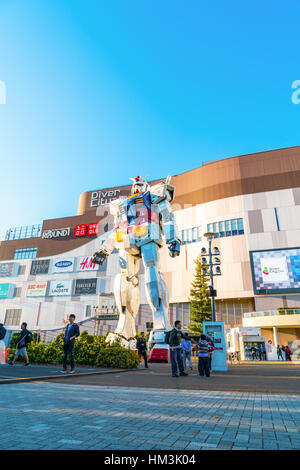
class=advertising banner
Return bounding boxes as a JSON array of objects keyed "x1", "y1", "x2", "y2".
[
  {"x1": 250, "y1": 247, "x2": 300, "y2": 294},
  {"x1": 74, "y1": 278, "x2": 97, "y2": 295},
  {"x1": 51, "y1": 257, "x2": 75, "y2": 274},
  {"x1": 30, "y1": 259, "x2": 50, "y2": 275},
  {"x1": 48, "y1": 280, "x2": 73, "y2": 296},
  {"x1": 0, "y1": 283, "x2": 12, "y2": 298},
  {"x1": 77, "y1": 256, "x2": 99, "y2": 272},
  {"x1": 0, "y1": 262, "x2": 17, "y2": 277},
  {"x1": 26, "y1": 282, "x2": 48, "y2": 297}
]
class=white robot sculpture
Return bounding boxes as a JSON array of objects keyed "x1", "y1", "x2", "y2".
[{"x1": 92, "y1": 175, "x2": 181, "y2": 347}]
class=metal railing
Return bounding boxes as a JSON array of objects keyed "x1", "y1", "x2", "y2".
[
  {"x1": 244, "y1": 308, "x2": 300, "y2": 319},
  {"x1": 5, "y1": 224, "x2": 42, "y2": 241}
]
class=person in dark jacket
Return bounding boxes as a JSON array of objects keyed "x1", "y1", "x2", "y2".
[
  {"x1": 169, "y1": 321, "x2": 188, "y2": 377},
  {"x1": 61, "y1": 314, "x2": 80, "y2": 373},
  {"x1": 8, "y1": 322, "x2": 30, "y2": 366},
  {"x1": 0, "y1": 323, "x2": 6, "y2": 341},
  {"x1": 136, "y1": 332, "x2": 148, "y2": 368}
]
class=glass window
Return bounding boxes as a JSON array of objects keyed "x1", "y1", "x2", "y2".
[
  {"x1": 181, "y1": 230, "x2": 186, "y2": 245},
  {"x1": 14, "y1": 248, "x2": 37, "y2": 260},
  {"x1": 231, "y1": 219, "x2": 238, "y2": 235},
  {"x1": 4, "y1": 309, "x2": 22, "y2": 326}
]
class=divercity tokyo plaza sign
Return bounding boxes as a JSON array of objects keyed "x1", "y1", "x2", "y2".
[{"x1": 90, "y1": 189, "x2": 121, "y2": 207}]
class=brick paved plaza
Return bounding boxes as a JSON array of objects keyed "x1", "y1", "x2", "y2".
[{"x1": 0, "y1": 380, "x2": 299, "y2": 450}]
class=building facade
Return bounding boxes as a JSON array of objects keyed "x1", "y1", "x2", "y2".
[{"x1": 1, "y1": 146, "x2": 300, "y2": 344}]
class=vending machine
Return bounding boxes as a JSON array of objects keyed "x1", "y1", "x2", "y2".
[{"x1": 203, "y1": 321, "x2": 227, "y2": 371}]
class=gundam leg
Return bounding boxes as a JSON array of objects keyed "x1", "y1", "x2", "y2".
[
  {"x1": 108, "y1": 249, "x2": 140, "y2": 347},
  {"x1": 141, "y1": 242, "x2": 170, "y2": 330}
]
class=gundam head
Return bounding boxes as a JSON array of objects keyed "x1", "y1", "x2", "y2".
[{"x1": 130, "y1": 175, "x2": 149, "y2": 195}]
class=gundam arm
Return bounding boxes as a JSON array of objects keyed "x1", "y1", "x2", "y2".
[
  {"x1": 157, "y1": 198, "x2": 181, "y2": 257},
  {"x1": 92, "y1": 230, "x2": 116, "y2": 265}
]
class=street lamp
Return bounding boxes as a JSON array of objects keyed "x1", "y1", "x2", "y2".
[{"x1": 202, "y1": 232, "x2": 222, "y2": 322}]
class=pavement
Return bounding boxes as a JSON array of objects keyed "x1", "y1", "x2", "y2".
[
  {"x1": 0, "y1": 363, "x2": 132, "y2": 385},
  {"x1": 0, "y1": 381, "x2": 299, "y2": 450},
  {"x1": 47, "y1": 361, "x2": 300, "y2": 395}
]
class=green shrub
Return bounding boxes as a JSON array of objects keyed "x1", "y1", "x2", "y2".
[
  {"x1": 96, "y1": 344, "x2": 140, "y2": 369},
  {"x1": 13, "y1": 333, "x2": 141, "y2": 369}
]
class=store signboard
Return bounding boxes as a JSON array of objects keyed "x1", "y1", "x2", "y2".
[
  {"x1": 51, "y1": 257, "x2": 75, "y2": 274},
  {"x1": 26, "y1": 282, "x2": 48, "y2": 297},
  {"x1": 0, "y1": 283, "x2": 14, "y2": 298},
  {"x1": 250, "y1": 247, "x2": 300, "y2": 294},
  {"x1": 30, "y1": 259, "x2": 50, "y2": 275},
  {"x1": 48, "y1": 280, "x2": 73, "y2": 296},
  {"x1": 239, "y1": 327, "x2": 261, "y2": 336},
  {"x1": 74, "y1": 223, "x2": 100, "y2": 237},
  {"x1": 42, "y1": 227, "x2": 71, "y2": 239},
  {"x1": 0, "y1": 262, "x2": 18, "y2": 278},
  {"x1": 77, "y1": 256, "x2": 99, "y2": 272},
  {"x1": 74, "y1": 278, "x2": 97, "y2": 295}
]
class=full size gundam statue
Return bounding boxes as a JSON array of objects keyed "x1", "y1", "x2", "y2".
[{"x1": 92, "y1": 175, "x2": 181, "y2": 347}]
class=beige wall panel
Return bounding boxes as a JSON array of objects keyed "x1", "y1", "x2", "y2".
[
  {"x1": 276, "y1": 206, "x2": 300, "y2": 230},
  {"x1": 286, "y1": 230, "x2": 300, "y2": 247},
  {"x1": 265, "y1": 188, "x2": 294, "y2": 208},
  {"x1": 247, "y1": 232, "x2": 273, "y2": 251},
  {"x1": 271, "y1": 231, "x2": 288, "y2": 249},
  {"x1": 261, "y1": 208, "x2": 277, "y2": 232},
  {"x1": 251, "y1": 193, "x2": 268, "y2": 210},
  {"x1": 171, "y1": 270, "x2": 184, "y2": 298},
  {"x1": 241, "y1": 261, "x2": 254, "y2": 292}
]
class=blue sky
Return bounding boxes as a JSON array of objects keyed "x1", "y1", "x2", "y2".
[{"x1": 0, "y1": 0, "x2": 300, "y2": 239}]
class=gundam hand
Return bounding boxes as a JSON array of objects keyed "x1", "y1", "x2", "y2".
[
  {"x1": 92, "y1": 249, "x2": 108, "y2": 266},
  {"x1": 168, "y1": 239, "x2": 181, "y2": 258}
]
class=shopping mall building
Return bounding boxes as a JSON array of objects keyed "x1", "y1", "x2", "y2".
[{"x1": 1, "y1": 146, "x2": 300, "y2": 347}]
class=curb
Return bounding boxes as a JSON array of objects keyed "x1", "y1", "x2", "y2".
[{"x1": 0, "y1": 367, "x2": 144, "y2": 385}]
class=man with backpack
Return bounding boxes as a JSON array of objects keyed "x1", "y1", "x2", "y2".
[
  {"x1": 8, "y1": 322, "x2": 32, "y2": 366},
  {"x1": 167, "y1": 320, "x2": 188, "y2": 377}
]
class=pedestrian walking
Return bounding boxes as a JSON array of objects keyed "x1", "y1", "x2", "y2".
[
  {"x1": 136, "y1": 332, "x2": 149, "y2": 368},
  {"x1": 0, "y1": 323, "x2": 7, "y2": 364},
  {"x1": 62, "y1": 314, "x2": 80, "y2": 373},
  {"x1": 8, "y1": 322, "x2": 32, "y2": 366},
  {"x1": 285, "y1": 345, "x2": 292, "y2": 361},
  {"x1": 197, "y1": 334, "x2": 210, "y2": 377},
  {"x1": 250, "y1": 346, "x2": 256, "y2": 360},
  {"x1": 259, "y1": 344, "x2": 266, "y2": 361},
  {"x1": 181, "y1": 334, "x2": 193, "y2": 370},
  {"x1": 277, "y1": 345, "x2": 283, "y2": 360},
  {"x1": 281, "y1": 345, "x2": 286, "y2": 360},
  {"x1": 168, "y1": 321, "x2": 188, "y2": 377}
]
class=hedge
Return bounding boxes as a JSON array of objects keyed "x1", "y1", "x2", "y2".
[{"x1": 8, "y1": 331, "x2": 140, "y2": 369}]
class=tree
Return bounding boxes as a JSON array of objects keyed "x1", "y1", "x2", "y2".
[{"x1": 188, "y1": 255, "x2": 212, "y2": 334}]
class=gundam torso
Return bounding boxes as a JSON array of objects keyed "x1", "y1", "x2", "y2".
[{"x1": 114, "y1": 190, "x2": 162, "y2": 255}]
